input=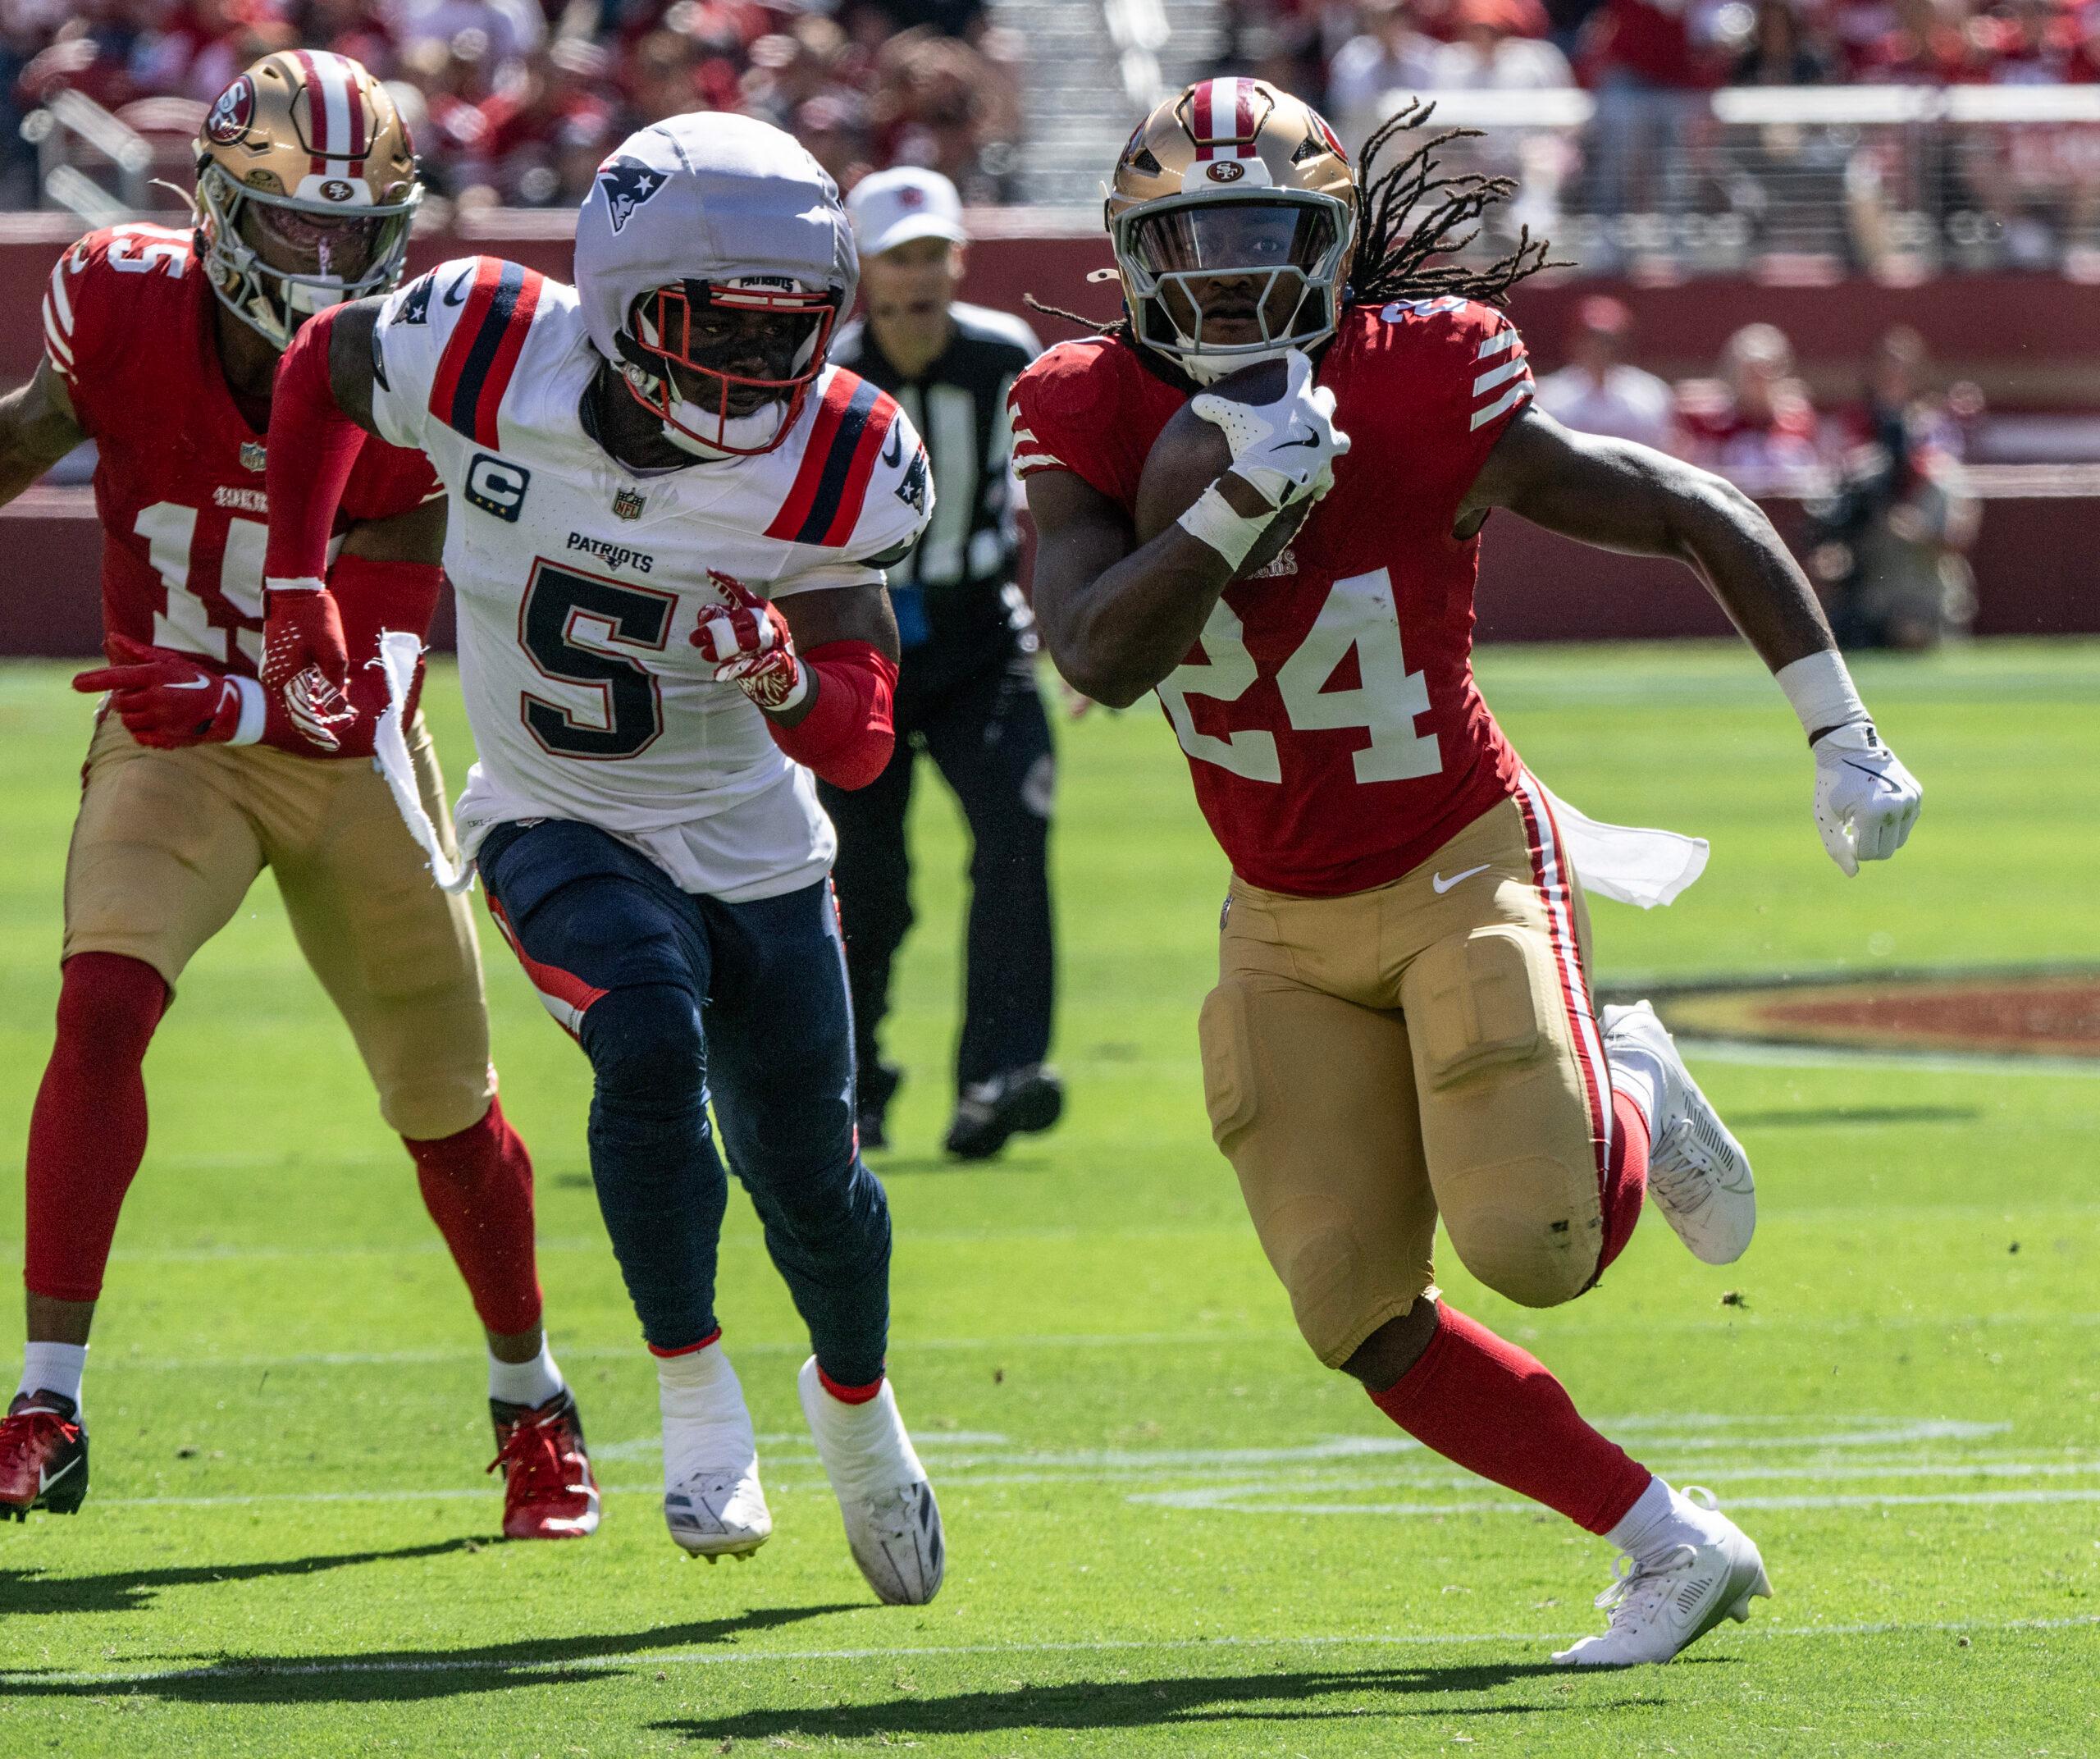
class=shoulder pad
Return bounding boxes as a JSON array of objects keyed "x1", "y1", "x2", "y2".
[
  {"x1": 45, "y1": 225, "x2": 194, "y2": 383},
  {"x1": 763, "y1": 369, "x2": 925, "y2": 554},
  {"x1": 413, "y1": 257, "x2": 548, "y2": 447}
]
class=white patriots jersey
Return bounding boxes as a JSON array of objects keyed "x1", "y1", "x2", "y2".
[{"x1": 368, "y1": 256, "x2": 933, "y2": 899}]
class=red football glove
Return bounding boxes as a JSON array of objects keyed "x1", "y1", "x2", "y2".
[
  {"x1": 262, "y1": 583, "x2": 350, "y2": 692},
  {"x1": 690, "y1": 573, "x2": 806, "y2": 713},
  {"x1": 72, "y1": 633, "x2": 262, "y2": 749}
]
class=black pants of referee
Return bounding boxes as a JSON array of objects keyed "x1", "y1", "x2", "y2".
[{"x1": 819, "y1": 652, "x2": 1055, "y2": 1103}]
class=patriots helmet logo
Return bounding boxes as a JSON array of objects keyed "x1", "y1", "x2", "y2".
[{"x1": 597, "y1": 156, "x2": 669, "y2": 235}]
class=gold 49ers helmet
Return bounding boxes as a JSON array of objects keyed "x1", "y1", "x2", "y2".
[
  {"x1": 1107, "y1": 77, "x2": 1356, "y2": 383},
  {"x1": 194, "y1": 51, "x2": 419, "y2": 350}
]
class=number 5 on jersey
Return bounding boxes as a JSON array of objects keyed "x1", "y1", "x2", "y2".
[{"x1": 1157, "y1": 567, "x2": 1439, "y2": 784}]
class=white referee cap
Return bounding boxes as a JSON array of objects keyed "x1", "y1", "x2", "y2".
[{"x1": 847, "y1": 167, "x2": 968, "y2": 257}]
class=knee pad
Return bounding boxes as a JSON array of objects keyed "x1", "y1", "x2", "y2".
[
  {"x1": 582, "y1": 983, "x2": 706, "y2": 1105},
  {"x1": 1440, "y1": 1151, "x2": 1601, "y2": 1309}
]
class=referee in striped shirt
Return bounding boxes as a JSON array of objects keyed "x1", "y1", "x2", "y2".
[{"x1": 824, "y1": 168, "x2": 1061, "y2": 1160}]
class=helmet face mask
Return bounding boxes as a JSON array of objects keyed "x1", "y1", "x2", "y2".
[
  {"x1": 194, "y1": 53, "x2": 419, "y2": 352},
  {"x1": 1116, "y1": 191, "x2": 1346, "y2": 368},
  {"x1": 1107, "y1": 78, "x2": 1357, "y2": 384},
  {"x1": 574, "y1": 115, "x2": 860, "y2": 464},
  {"x1": 619, "y1": 280, "x2": 838, "y2": 459}
]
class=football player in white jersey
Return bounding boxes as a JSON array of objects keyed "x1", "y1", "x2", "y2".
[{"x1": 253, "y1": 114, "x2": 945, "y2": 1604}]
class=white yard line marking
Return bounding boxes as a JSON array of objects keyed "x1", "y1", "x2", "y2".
[{"x1": 7, "y1": 1615, "x2": 2098, "y2": 1692}]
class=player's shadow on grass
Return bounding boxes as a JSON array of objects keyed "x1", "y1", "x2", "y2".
[
  {"x1": 0, "y1": 1601, "x2": 859, "y2": 1705},
  {"x1": 652, "y1": 1662, "x2": 1667, "y2": 1742},
  {"x1": 0, "y1": 1537, "x2": 483, "y2": 1616}
]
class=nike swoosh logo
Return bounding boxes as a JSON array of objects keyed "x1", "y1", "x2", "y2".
[
  {"x1": 1431, "y1": 863, "x2": 1491, "y2": 894},
  {"x1": 1278, "y1": 428, "x2": 1322, "y2": 449},
  {"x1": 40, "y1": 1454, "x2": 80, "y2": 1494},
  {"x1": 1839, "y1": 759, "x2": 1888, "y2": 780},
  {"x1": 167, "y1": 677, "x2": 212, "y2": 691},
  {"x1": 443, "y1": 273, "x2": 471, "y2": 307},
  {"x1": 882, "y1": 427, "x2": 902, "y2": 468}
]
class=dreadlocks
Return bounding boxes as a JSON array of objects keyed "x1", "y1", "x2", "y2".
[
  {"x1": 1352, "y1": 100, "x2": 1555, "y2": 307},
  {"x1": 1026, "y1": 99, "x2": 1555, "y2": 339}
]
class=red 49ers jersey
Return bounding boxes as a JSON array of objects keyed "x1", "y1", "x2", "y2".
[
  {"x1": 1011, "y1": 299, "x2": 1533, "y2": 897},
  {"x1": 42, "y1": 225, "x2": 440, "y2": 731}
]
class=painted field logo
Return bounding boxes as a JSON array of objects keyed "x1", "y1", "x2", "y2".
[{"x1": 1623, "y1": 966, "x2": 2100, "y2": 1060}]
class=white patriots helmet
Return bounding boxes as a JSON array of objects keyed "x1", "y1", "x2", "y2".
[{"x1": 575, "y1": 114, "x2": 858, "y2": 458}]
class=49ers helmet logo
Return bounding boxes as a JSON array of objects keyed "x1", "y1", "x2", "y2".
[
  {"x1": 1206, "y1": 161, "x2": 1245, "y2": 182},
  {"x1": 206, "y1": 75, "x2": 254, "y2": 146}
]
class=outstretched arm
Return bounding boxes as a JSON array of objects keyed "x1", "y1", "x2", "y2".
[
  {"x1": 1463, "y1": 405, "x2": 1923, "y2": 873},
  {"x1": 1461, "y1": 403, "x2": 1833, "y2": 674},
  {"x1": 0, "y1": 359, "x2": 88, "y2": 509}
]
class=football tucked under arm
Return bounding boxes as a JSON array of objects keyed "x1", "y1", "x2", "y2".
[{"x1": 1131, "y1": 358, "x2": 1317, "y2": 579}]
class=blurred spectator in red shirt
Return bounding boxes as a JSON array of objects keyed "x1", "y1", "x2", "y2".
[
  {"x1": 1580, "y1": 0, "x2": 1728, "y2": 250},
  {"x1": 1675, "y1": 321, "x2": 1825, "y2": 494},
  {"x1": 1535, "y1": 295, "x2": 1678, "y2": 448}
]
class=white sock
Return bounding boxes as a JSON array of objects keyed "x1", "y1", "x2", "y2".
[
  {"x1": 19, "y1": 1342, "x2": 88, "y2": 1412},
  {"x1": 658, "y1": 1341, "x2": 756, "y2": 1486},
  {"x1": 1606, "y1": 1475, "x2": 1728, "y2": 1565},
  {"x1": 488, "y1": 1339, "x2": 564, "y2": 1410},
  {"x1": 1608, "y1": 1060, "x2": 1660, "y2": 1140},
  {"x1": 801, "y1": 1361, "x2": 922, "y2": 1498}
]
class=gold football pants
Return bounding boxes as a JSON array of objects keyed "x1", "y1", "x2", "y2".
[
  {"x1": 62, "y1": 711, "x2": 494, "y2": 1140},
  {"x1": 1198, "y1": 784, "x2": 1616, "y2": 1368}
]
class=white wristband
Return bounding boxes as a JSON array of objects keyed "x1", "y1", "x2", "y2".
[
  {"x1": 229, "y1": 675, "x2": 267, "y2": 747},
  {"x1": 1774, "y1": 649, "x2": 1869, "y2": 742},
  {"x1": 266, "y1": 578, "x2": 328, "y2": 596},
  {"x1": 1175, "y1": 482, "x2": 1266, "y2": 572}
]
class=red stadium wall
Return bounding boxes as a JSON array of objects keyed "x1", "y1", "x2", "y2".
[{"x1": 0, "y1": 216, "x2": 2089, "y2": 656}]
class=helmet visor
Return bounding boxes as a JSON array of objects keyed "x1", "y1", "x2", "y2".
[{"x1": 1128, "y1": 199, "x2": 1337, "y2": 281}]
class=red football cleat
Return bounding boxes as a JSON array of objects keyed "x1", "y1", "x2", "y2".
[
  {"x1": 0, "y1": 1390, "x2": 89, "y2": 1521},
  {"x1": 488, "y1": 1388, "x2": 600, "y2": 1540}
]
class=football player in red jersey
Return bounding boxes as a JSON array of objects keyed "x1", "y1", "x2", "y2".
[
  {"x1": 1015, "y1": 83, "x2": 1923, "y2": 1666},
  {"x1": 0, "y1": 53, "x2": 596, "y2": 1539}
]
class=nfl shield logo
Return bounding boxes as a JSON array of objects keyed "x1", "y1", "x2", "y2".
[
  {"x1": 613, "y1": 487, "x2": 646, "y2": 520},
  {"x1": 240, "y1": 441, "x2": 266, "y2": 473}
]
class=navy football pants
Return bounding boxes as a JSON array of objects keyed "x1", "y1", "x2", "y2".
[{"x1": 479, "y1": 820, "x2": 891, "y2": 1385}]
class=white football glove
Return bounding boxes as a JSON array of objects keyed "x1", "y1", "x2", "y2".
[
  {"x1": 1189, "y1": 349, "x2": 1351, "y2": 511},
  {"x1": 1811, "y1": 720, "x2": 1922, "y2": 875}
]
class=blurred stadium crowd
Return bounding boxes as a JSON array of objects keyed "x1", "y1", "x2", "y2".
[
  {"x1": 1541, "y1": 296, "x2": 1981, "y2": 645},
  {"x1": 0, "y1": 0, "x2": 1023, "y2": 208},
  {"x1": 1224, "y1": 0, "x2": 2100, "y2": 273}
]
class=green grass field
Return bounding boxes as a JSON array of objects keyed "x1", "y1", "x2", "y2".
[{"x1": 0, "y1": 641, "x2": 2095, "y2": 1757}]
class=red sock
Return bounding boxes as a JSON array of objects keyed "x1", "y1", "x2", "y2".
[
  {"x1": 1593, "y1": 1088, "x2": 1650, "y2": 1283},
  {"x1": 1370, "y1": 1304, "x2": 1652, "y2": 1533},
  {"x1": 404, "y1": 1096, "x2": 543, "y2": 1337},
  {"x1": 24, "y1": 953, "x2": 169, "y2": 1304}
]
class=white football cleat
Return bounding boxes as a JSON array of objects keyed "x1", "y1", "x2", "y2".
[
  {"x1": 797, "y1": 1355, "x2": 944, "y2": 1606},
  {"x1": 1604, "y1": 1001, "x2": 1756, "y2": 1265},
  {"x1": 1554, "y1": 1491, "x2": 1772, "y2": 1667},
  {"x1": 659, "y1": 1343, "x2": 772, "y2": 1560}
]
